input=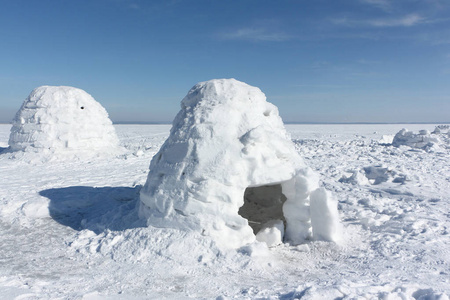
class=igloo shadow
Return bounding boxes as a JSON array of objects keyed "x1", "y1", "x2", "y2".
[
  {"x1": 139, "y1": 79, "x2": 341, "y2": 249},
  {"x1": 41, "y1": 186, "x2": 144, "y2": 233}
]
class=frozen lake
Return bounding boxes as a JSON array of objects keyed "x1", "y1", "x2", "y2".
[{"x1": 0, "y1": 123, "x2": 448, "y2": 299}]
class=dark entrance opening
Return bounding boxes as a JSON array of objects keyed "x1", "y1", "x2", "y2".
[{"x1": 238, "y1": 184, "x2": 287, "y2": 234}]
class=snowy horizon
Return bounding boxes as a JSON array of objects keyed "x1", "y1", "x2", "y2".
[{"x1": 3, "y1": 120, "x2": 450, "y2": 125}]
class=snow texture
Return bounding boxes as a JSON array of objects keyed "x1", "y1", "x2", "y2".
[
  {"x1": 255, "y1": 219, "x2": 285, "y2": 247},
  {"x1": 139, "y1": 78, "x2": 341, "y2": 248},
  {"x1": 0, "y1": 123, "x2": 449, "y2": 299},
  {"x1": 392, "y1": 126, "x2": 449, "y2": 151},
  {"x1": 8, "y1": 86, "x2": 119, "y2": 158}
]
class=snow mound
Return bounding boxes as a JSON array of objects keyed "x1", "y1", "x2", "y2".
[
  {"x1": 340, "y1": 165, "x2": 408, "y2": 186},
  {"x1": 255, "y1": 220, "x2": 284, "y2": 247},
  {"x1": 139, "y1": 78, "x2": 341, "y2": 249},
  {"x1": 8, "y1": 86, "x2": 119, "y2": 157},
  {"x1": 392, "y1": 126, "x2": 449, "y2": 151}
]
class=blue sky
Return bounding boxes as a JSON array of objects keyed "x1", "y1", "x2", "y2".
[{"x1": 1, "y1": 0, "x2": 449, "y2": 123}]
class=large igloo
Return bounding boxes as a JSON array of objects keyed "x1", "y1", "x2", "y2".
[
  {"x1": 139, "y1": 79, "x2": 341, "y2": 249},
  {"x1": 9, "y1": 86, "x2": 119, "y2": 155}
]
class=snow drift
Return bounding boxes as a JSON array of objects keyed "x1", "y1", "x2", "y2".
[
  {"x1": 8, "y1": 86, "x2": 119, "y2": 156},
  {"x1": 139, "y1": 78, "x2": 341, "y2": 249},
  {"x1": 392, "y1": 126, "x2": 449, "y2": 151}
]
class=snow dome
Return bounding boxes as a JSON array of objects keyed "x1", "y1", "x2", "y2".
[
  {"x1": 139, "y1": 79, "x2": 341, "y2": 249},
  {"x1": 9, "y1": 86, "x2": 119, "y2": 155}
]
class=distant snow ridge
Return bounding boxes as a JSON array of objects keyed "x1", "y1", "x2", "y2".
[
  {"x1": 392, "y1": 126, "x2": 449, "y2": 151},
  {"x1": 8, "y1": 86, "x2": 119, "y2": 156},
  {"x1": 139, "y1": 78, "x2": 341, "y2": 249}
]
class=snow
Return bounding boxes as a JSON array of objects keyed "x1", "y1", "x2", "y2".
[
  {"x1": 392, "y1": 126, "x2": 449, "y2": 151},
  {"x1": 310, "y1": 188, "x2": 341, "y2": 242},
  {"x1": 7, "y1": 86, "x2": 120, "y2": 160},
  {"x1": 139, "y1": 79, "x2": 341, "y2": 249},
  {"x1": 255, "y1": 220, "x2": 285, "y2": 247},
  {"x1": 0, "y1": 122, "x2": 449, "y2": 299}
]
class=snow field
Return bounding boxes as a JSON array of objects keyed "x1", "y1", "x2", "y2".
[{"x1": 0, "y1": 123, "x2": 448, "y2": 299}]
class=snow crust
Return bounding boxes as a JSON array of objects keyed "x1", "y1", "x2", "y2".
[
  {"x1": 0, "y1": 123, "x2": 449, "y2": 299},
  {"x1": 8, "y1": 86, "x2": 119, "y2": 158},
  {"x1": 139, "y1": 79, "x2": 341, "y2": 248}
]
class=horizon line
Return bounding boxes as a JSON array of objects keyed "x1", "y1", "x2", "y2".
[
  {"x1": 112, "y1": 121, "x2": 450, "y2": 125},
  {"x1": 0, "y1": 121, "x2": 449, "y2": 125}
]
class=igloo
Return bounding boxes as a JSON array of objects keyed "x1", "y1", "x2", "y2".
[
  {"x1": 139, "y1": 79, "x2": 341, "y2": 249},
  {"x1": 9, "y1": 86, "x2": 119, "y2": 155}
]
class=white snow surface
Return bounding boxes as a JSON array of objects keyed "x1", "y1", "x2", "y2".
[
  {"x1": 0, "y1": 123, "x2": 449, "y2": 299},
  {"x1": 8, "y1": 86, "x2": 119, "y2": 160},
  {"x1": 139, "y1": 78, "x2": 340, "y2": 249}
]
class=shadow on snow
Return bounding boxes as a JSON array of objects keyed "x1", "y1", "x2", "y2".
[
  {"x1": 40, "y1": 185, "x2": 146, "y2": 233},
  {"x1": 0, "y1": 147, "x2": 9, "y2": 154}
]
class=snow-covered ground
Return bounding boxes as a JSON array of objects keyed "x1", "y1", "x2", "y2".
[{"x1": 0, "y1": 123, "x2": 449, "y2": 299}]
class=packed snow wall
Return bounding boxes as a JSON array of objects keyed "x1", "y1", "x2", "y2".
[
  {"x1": 139, "y1": 79, "x2": 341, "y2": 249},
  {"x1": 9, "y1": 86, "x2": 119, "y2": 155}
]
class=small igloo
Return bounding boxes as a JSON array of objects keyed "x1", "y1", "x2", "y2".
[
  {"x1": 139, "y1": 79, "x2": 341, "y2": 249},
  {"x1": 9, "y1": 86, "x2": 119, "y2": 155}
]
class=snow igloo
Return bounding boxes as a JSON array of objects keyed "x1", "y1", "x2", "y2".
[
  {"x1": 9, "y1": 86, "x2": 119, "y2": 155},
  {"x1": 139, "y1": 79, "x2": 341, "y2": 249}
]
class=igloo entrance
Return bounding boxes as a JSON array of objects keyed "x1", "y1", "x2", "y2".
[{"x1": 238, "y1": 184, "x2": 287, "y2": 234}]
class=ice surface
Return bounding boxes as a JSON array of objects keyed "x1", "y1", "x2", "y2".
[
  {"x1": 0, "y1": 123, "x2": 449, "y2": 299},
  {"x1": 8, "y1": 86, "x2": 119, "y2": 159},
  {"x1": 139, "y1": 79, "x2": 341, "y2": 248}
]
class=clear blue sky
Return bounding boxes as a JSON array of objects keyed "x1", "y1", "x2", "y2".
[{"x1": 1, "y1": 0, "x2": 449, "y2": 123}]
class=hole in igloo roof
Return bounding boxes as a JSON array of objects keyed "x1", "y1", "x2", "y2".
[
  {"x1": 238, "y1": 183, "x2": 287, "y2": 235},
  {"x1": 80, "y1": 106, "x2": 85, "y2": 109}
]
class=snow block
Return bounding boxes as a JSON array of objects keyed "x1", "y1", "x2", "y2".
[
  {"x1": 392, "y1": 128, "x2": 447, "y2": 151},
  {"x1": 9, "y1": 86, "x2": 119, "y2": 155},
  {"x1": 139, "y1": 79, "x2": 341, "y2": 249},
  {"x1": 255, "y1": 220, "x2": 285, "y2": 247}
]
